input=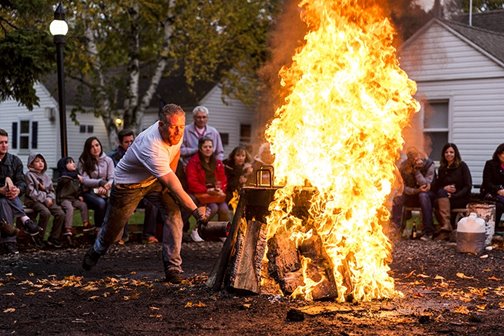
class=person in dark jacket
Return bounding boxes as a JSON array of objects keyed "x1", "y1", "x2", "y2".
[
  {"x1": 56, "y1": 157, "x2": 90, "y2": 237},
  {"x1": 433, "y1": 143, "x2": 472, "y2": 240},
  {"x1": 392, "y1": 147, "x2": 436, "y2": 239},
  {"x1": 481, "y1": 143, "x2": 504, "y2": 226},
  {"x1": 0, "y1": 129, "x2": 42, "y2": 254},
  {"x1": 222, "y1": 145, "x2": 253, "y2": 205}
]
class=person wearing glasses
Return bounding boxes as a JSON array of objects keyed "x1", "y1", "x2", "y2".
[{"x1": 180, "y1": 106, "x2": 224, "y2": 168}]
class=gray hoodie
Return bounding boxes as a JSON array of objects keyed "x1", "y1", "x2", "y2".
[{"x1": 25, "y1": 153, "x2": 56, "y2": 203}]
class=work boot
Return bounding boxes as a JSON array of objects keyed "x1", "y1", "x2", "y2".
[
  {"x1": 435, "y1": 197, "x2": 452, "y2": 241},
  {"x1": 82, "y1": 246, "x2": 101, "y2": 271},
  {"x1": 164, "y1": 270, "x2": 184, "y2": 284},
  {"x1": 0, "y1": 219, "x2": 19, "y2": 237}
]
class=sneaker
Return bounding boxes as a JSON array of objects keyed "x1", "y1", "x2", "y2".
[
  {"x1": 46, "y1": 238, "x2": 63, "y2": 248},
  {"x1": 420, "y1": 235, "x2": 433, "y2": 241},
  {"x1": 0, "y1": 219, "x2": 19, "y2": 237},
  {"x1": 82, "y1": 247, "x2": 101, "y2": 271},
  {"x1": 190, "y1": 229, "x2": 204, "y2": 242},
  {"x1": 23, "y1": 219, "x2": 42, "y2": 236},
  {"x1": 63, "y1": 229, "x2": 73, "y2": 236},
  {"x1": 30, "y1": 233, "x2": 44, "y2": 248},
  {"x1": 81, "y1": 221, "x2": 94, "y2": 233},
  {"x1": 164, "y1": 270, "x2": 184, "y2": 284}
]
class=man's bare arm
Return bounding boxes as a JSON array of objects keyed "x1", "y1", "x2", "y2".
[{"x1": 158, "y1": 172, "x2": 198, "y2": 212}]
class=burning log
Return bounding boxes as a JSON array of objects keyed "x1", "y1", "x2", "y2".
[{"x1": 208, "y1": 186, "x2": 339, "y2": 300}]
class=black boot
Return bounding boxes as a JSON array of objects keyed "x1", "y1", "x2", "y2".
[{"x1": 82, "y1": 246, "x2": 101, "y2": 271}]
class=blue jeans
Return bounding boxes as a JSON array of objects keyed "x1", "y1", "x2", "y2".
[
  {"x1": 0, "y1": 197, "x2": 27, "y2": 243},
  {"x1": 93, "y1": 181, "x2": 184, "y2": 273},
  {"x1": 82, "y1": 192, "x2": 108, "y2": 227},
  {"x1": 392, "y1": 191, "x2": 435, "y2": 235}
]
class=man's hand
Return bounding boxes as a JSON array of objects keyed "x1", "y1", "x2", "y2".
[
  {"x1": 5, "y1": 185, "x2": 20, "y2": 200},
  {"x1": 45, "y1": 198, "x2": 54, "y2": 208},
  {"x1": 192, "y1": 207, "x2": 207, "y2": 225}
]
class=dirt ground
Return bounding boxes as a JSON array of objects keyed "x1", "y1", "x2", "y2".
[{"x1": 1, "y1": 234, "x2": 504, "y2": 336}]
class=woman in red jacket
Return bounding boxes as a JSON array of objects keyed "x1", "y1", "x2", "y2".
[{"x1": 186, "y1": 137, "x2": 229, "y2": 224}]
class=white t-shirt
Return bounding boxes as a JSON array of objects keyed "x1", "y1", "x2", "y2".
[{"x1": 114, "y1": 122, "x2": 182, "y2": 184}]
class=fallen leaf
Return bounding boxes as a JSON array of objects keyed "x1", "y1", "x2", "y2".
[
  {"x1": 149, "y1": 306, "x2": 160, "y2": 311},
  {"x1": 434, "y1": 275, "x2": 445, "y2": 280},
  {"x1": 499, "y1": 302, "x2": 504, "y2": 309},
  {"x1": 149, "y1": 314, "x2": 162, "y2": 318},
  {"x1": 488, "y1": 276, "x2": 501, "y2": 281},
  {"x1": 417, "y1": 274, "x2": 430, "y2": 278},
  {"x1": 3, "y1": 308, "x2": 15, "y2": 313},
  {"x1": 476, "y1": 304, "x2": 487, "y2": 310},
  {"x1": 456, "y1": 273, "x2": 475, "y2": 280},
  {"x1": 3, "y1": 292, "x2": 14, "y2": 296},
  {"x1": 453, "y1": 306, "x2": 470, "y2": 314},
  {"x1": 185, "y1": 301, "x2": 206, "y2": 308}
]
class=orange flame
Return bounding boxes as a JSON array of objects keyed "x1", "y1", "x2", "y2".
[{"x1": 264, "y1": 0, "x2": 419, "y2": 301}]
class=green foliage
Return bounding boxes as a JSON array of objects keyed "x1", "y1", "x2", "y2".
[{"x1": 0, "y1": 0, "x2": 54, "y2": 109}]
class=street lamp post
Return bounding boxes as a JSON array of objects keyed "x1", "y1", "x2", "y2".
[{"x1": 49, "y1": 3, "x2": 69, "y2": 158}]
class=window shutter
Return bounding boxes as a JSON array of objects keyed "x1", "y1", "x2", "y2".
[
  {"x1": 31, "y1": 121, "x2": 38, "y2": 149},
  {"x1": 11, "y1": 122, "x2": 17, "y2": 149}
]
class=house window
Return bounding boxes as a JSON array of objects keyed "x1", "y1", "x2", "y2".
[
  {"x1": 80, "y1": 125, "x2": 94, "y2": 133},
  {"x1": 220, "y1": 133, "x2": 229, "y2": 146},
  {"x1": 11, "y1": 120, "x2": 38, "y2": 151},
  {"x1": 423, "y1": 100, "x2": 449, "y2": 161},
  {"x1": 240, "y1": 124, "x2": 252, "y2": 144}
]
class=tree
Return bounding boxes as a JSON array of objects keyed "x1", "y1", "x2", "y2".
[
  {"x1": 445, "y1": 0, "x2": 504, "y2": 13},
  {"x1": 0, "y1": 0, "x2": 54, "y2": 110},
  {"x1": 63, "y1": 0, "x2": 281, "y2": 144}
]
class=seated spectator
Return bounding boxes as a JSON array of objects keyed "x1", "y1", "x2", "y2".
[
  {"x1": 0, "y1": 129, "x2": 42, "y2": 255},
  {"x1": 24, "y1": 153, "x2": 65, "y2": 248},
  {"x1": 180, "y1": 106, "x2": 224, "y2": 168},
  {"x1": 79, "y1": 137, "x2": 114, "y2": 230},
  {"x1": 223, "y1": 145, "x2": 253, "y2": 205},
  {"x1": 186, "y1": 137, "x2": 229, "y2": 241},
  {"x1": 391, "y1": 147, "x2": 436, "y2": 240},
  {"x1": 56, "y1": 157, "x2": 91, "y2": 237},
  {"x1": 433, "y1": 143, "x2": 472, "y2": 241},
  {"x1": 481, "y1": 143, "x2": 504, "y2": 226},
  {"x1": 250, "y1": 142, "x2": 275, "y2": 186},
  {"x1": 108, "y1": 129, "x2": 159, "y2": 244}
]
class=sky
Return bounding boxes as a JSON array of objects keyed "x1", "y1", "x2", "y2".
[{"x1": 417, "y1": 0, "x2": 435, "y2": 10}]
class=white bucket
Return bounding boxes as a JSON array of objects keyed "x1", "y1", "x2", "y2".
[
  {"x1": 466, "y1": 202, "x2": 496, "y2": 246},
  {"x1": 456, "y1": 213, "x2": 486, "y2": 254}
]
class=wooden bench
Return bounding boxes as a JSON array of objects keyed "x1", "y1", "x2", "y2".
[{"x1": 400, "y1": 206, "x2": 467, "y2": 231}]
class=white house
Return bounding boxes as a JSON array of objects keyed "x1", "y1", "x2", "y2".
[
  {"x1": 0, "y1": 82, "x2": 109, "y2": 176},
  {"x1": 399, "y1": 17, "x2": 504, "y2": 186},
  {"x1": 0, "y1": 80, "x2": 256, "y2": 177}
]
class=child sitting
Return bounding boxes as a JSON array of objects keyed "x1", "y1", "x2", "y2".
[
  {"x1": 56, "y1": 157, "x2": 91, "y2": 237},
  {"x1": 24, "y1": 154, "x2": 65, "y2": 248}
]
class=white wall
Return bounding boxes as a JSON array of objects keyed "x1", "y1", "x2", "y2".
[{"x1": 400, "y1": 21, "x2": 504, "y2": 186}]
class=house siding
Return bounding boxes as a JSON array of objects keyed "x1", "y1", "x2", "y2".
[
  {"x1": 400, "y1": 22, "x2": 504, "y2": 81},
  {"x1": 400, "y1": 20, "x2": 504, "y2": 186},
  {"x1": 0, "y1": 82, "x2": 109, "y2": 178},
  {"x1": 199, "y1": 85, "x2": 255, "y2": 158}
]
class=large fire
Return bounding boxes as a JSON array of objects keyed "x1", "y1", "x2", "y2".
[{"x1": 263, "y1": 0, "x2": 419, "y2": 301}]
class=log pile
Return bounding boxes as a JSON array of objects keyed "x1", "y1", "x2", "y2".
[{"x1": 206, "y1": 187, "x2": 339, "y2": 300}]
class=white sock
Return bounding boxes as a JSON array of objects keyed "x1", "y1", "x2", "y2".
[{"x1": 21, "y1": 216, "x2": 30, "y2": 223}]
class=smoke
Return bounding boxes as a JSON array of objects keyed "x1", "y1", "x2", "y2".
[{"x1": 254, "y1": 0, "x2": 307, "y2": 147}]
